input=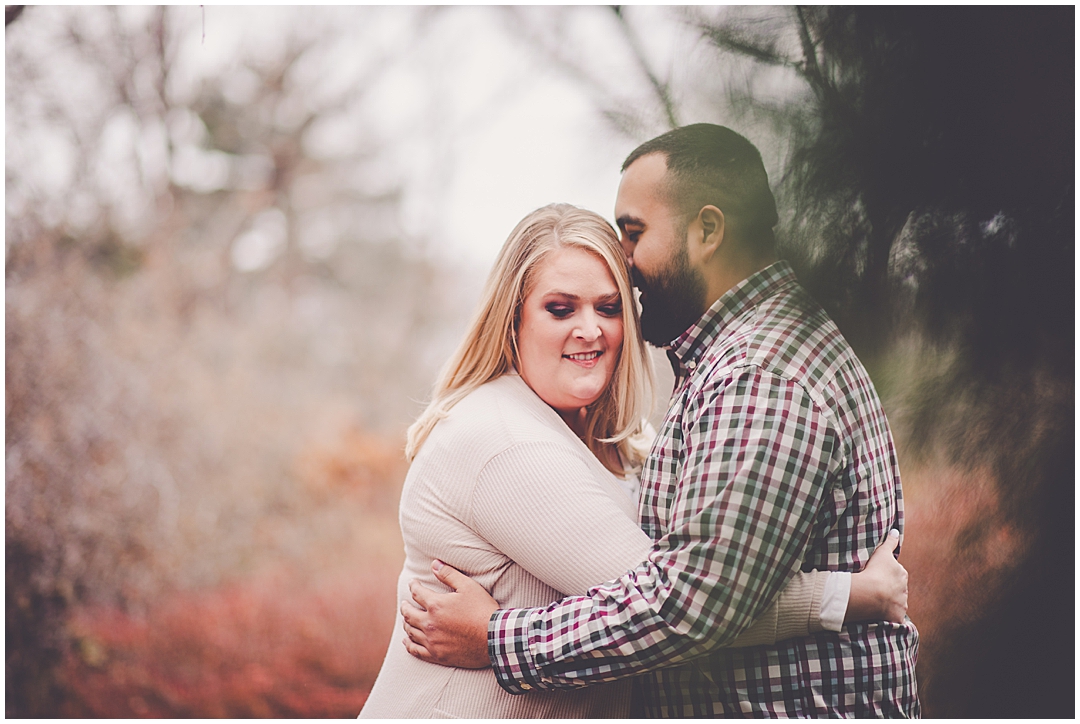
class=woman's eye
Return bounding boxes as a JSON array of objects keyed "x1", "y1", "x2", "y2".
[
  {"x1": 599, "y1": 303, "x2": 622, "y2": 317},
  {"x1": 545, "y1": 304, "x2": 573, "y2": 319}
]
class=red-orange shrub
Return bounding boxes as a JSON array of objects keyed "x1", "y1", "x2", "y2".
[{"x1": 60, "y1": 563, "x2": 400, "y2": 718}]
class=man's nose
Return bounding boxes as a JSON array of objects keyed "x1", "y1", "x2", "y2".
[{"x1": 619, "y1": 237, "x2": 635, "y2": 266}]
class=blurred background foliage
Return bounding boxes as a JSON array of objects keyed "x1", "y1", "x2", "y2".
[{"x1": 5, "y1": 6, "x2": 1073, "y2": 717}]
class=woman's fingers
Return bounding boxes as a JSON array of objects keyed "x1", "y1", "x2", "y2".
[
  {"x1": 868, "y1": 529, "x2": 900, "y2": 564},
  {"x1": 883, "y1": 528, "x2": 901, "y2": 554},
  {"x1": 846, "y1": 530, "x2": 910, "y2": 624}
]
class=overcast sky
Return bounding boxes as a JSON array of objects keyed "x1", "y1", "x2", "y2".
[
  {"x1": 9, "y1": 6, "x2": 802, "y2": 272},
  {"x1": 207, "y1": 6, "x2": 690, "y2": 267},
  {"x1": 380, "y1": 6, "x2": 662, "y2": 268},
  {"x1": 176, "y1": 6, "x2": 652, "y2": 268}
]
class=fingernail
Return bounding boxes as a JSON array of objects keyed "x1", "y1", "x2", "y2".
[
  {"x1": 433, "y1": 559, "x2": 443, "y2": 572},
  {"x1": 890, "y1": 529, "x2": 900, "y2": 538}
]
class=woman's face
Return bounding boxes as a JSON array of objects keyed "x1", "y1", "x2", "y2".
[{"x1": 516, "y1": 246, "x2": 625, "y2": 423}]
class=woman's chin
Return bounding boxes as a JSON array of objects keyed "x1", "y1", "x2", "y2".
[
  {"x1": 532, "y1": 369, "x2": 615, "y2": 414},
  {"x1": 545, "y1": 390, "x2": 601, "y2": 416},
  {"x1": 568, "y1": 385, "x2": 608, "y2": 409}
]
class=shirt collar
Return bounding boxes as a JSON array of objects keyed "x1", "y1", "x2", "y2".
[{"x1": 667, "y1": 260, "x2": 798, "y2": 373}]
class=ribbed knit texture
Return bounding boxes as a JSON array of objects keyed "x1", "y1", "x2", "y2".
[{"x1": 359, "y1": 374, "x2": 827, "y2": 718}]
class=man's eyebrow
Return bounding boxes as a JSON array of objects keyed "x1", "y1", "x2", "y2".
[{"x1": 616, "y1": 215, "x2": 644, "y2": 229}]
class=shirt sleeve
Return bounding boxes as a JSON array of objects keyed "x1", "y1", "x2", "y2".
[
  {"x1": 489, "y1": 368, "x2": 844, "y2": 692},
  {"x1": 818, "y1": 570, "x2": 851, "y2": 632}
]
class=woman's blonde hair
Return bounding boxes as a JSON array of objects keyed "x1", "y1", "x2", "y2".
[{"x1": 405, "y1": 203, "x2": 654, "y2": 474}]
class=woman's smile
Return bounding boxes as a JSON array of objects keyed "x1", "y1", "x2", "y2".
[
  {"x1": 563, "y1": 350, "x2": 603, "y2": 366},
  {"x1": 516, "y1": 246, "x2": 625, "y2": 424}
]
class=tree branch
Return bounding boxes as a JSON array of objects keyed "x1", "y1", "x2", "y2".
[
  {"x1": 794, "y1": 7, "x2": 824, "y2": 92},
  {"x1": 610, "y1": 6, "x2": 679, "y2": 129}
]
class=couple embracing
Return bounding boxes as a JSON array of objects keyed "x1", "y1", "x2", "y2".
[{"x1": 360, "y1": 124, "x2": 920, "y2": 718}]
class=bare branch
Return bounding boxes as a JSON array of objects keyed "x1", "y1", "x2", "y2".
[
  {"x1": 498, "y1": 8, "x2": 621, "y2": 114},
  {"x1": 610, "y1": 6, "x2": 679, "y2": 129},
  {"x1": 698, "y1": 23, "x2": 795, "y2": 69},
  {"x1": 794, "y1": 7, "x2": 824, "y2": 91}
]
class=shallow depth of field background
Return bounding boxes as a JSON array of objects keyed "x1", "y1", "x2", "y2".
[{"x1": 5, "y1": 6, "x2": 1073, "y2": 718}]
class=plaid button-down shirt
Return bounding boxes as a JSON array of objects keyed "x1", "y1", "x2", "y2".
[{"x1": 488, "y1": 261, "x2": 920, "y2": 717}]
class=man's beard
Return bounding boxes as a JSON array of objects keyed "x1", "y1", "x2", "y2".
[{"x1": 632, "y1": 245, "x2": 706, "y2": 347}]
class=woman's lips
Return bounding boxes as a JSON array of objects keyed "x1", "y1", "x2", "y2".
[{"x1": 563, "y1": 350, "x2": 603, "y2": 368}]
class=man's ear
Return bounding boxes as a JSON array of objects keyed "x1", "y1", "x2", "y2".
[{"x1": 697, "y1": 206, "x2": 725, "y2": 263}]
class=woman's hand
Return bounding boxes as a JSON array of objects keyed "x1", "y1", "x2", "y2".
[
  {"x1": 846, "y1": 529, "x2": 909, "y2": 624},
  {"x1": 400, "y1": 560, "x2": 499, "y2": 669}
]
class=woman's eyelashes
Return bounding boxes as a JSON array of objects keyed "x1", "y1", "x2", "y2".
[
  {"x1": 543, "y1": 300, "x2": 622, "y2": 319},
  {"x1": 598, "y1": 302, "x2": 622, "y2": 317},
  {"x1": 545, "y1": 303, "x2": 573, "y2": 319}
]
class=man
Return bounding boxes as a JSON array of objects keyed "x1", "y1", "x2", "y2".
[{"x1": 403, "y1": 124, "x2": 920, "y2": 716}]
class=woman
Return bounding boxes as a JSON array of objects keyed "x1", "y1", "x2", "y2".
[{"x1": 359, "y1": 204, "x2": 905, "y2": 718}]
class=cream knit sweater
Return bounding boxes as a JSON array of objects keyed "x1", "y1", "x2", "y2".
[{"x1": 359, "y1": 374, "x2": 827, "y2": 719}]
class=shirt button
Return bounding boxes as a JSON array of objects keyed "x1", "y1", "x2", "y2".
[
  {"x1": 686, "y1": 360, "x2": 697, "y2": 370},
  {"x1": 521, "y1": 684, "x2": 532, "y2": 691}
]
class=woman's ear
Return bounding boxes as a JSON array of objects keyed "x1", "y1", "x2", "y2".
[{"x1": 697, "y1": 206, "x2": 725, "y2": 263}]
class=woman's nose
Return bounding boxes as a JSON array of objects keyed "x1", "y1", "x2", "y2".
[{"x1": 574, "y1": 312, "x2": 602, "y2": 341}]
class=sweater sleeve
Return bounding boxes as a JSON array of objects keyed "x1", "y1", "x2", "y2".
[
  {"x1": 470, "y1": 441, "x2": 653, "y2": 597},
  {"x1": 727, "y1": 569, "x2": 830, "y2": 647}
]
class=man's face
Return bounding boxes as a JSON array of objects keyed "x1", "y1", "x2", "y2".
[{"x1": 614, "y1": 153, "x2": 706, "y2": 347}]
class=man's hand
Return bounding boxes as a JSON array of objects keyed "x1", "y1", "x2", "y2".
[
  {"x1": 401, "y1": 560, "x2": 499, "y2": 669},
  {"x1": 846, "y1": 529, "x2": 909, "y2": 624}
]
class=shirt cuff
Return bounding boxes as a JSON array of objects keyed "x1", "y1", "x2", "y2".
[
  {"x1": 819, "y1": 571, "x2": 851, "y2": 632},
  {"x1": 488, "y1": 608, "x2": 548, "y2": 694}
]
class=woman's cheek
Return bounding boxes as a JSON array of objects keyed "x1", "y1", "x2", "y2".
[{"x1": 606, "y1": 320, "x2": 625, "y2": 359}]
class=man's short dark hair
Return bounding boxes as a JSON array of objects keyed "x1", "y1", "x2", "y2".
[{"x1": 623, "y1": 124, "x2": 778, "y2": 247}]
